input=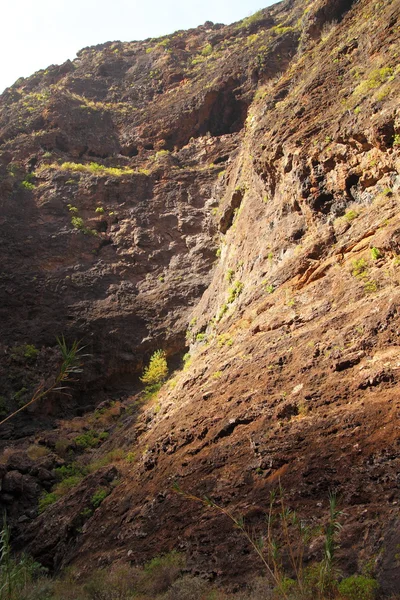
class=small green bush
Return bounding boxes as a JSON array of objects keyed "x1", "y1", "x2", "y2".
[
  {"x1": 351, "y1": 258, "x2": 368, "y2": 278},
  {"x1": 370, "y1": 247, "x2": 381, "y2": 260},
  {"x1": 74, "y1": 430, "x2": 109, "y2": 450},
  {"x1": 263, "y1": 281, "x2": 274, "y2": 294},
  {"x1": 140, "y1": 350, "x2": 168, "y2": 393},
  {"x1": 344, "y1": 209, "x2": 359, "y2": 222},
  {"x1": 71, "y1": 216, "x2": 85, "y2": 230},
  {"x1": 10, "y1": 343, "x2": 39, "y2": 361},
  {"x1": 55, "y1": 462, "x2": 87, "y2": 480},
  {"x1": 20, "y1": 180, "x2": 35, "y2": 190},
  {"x1": 226, "y1": 268, "x2": 235, "y2": 283},
  {"x1": 126, "y1": 451, "x2": 136, "y2": 463},
  {"x1": 38, "y1": 491, "x2": 58, "y2": 513},
  {"x1": 352, "y1": 67, "x2": 394, "y2": 98},
  {"x1": 80, "y1": 507, "x2": 93, "y2": 520},
  {"x1": 227, "y1": 281, "x2": 244, "y2": 303},
  {"x1": 364, "y1": 280, "x2": 378, "y2": 294},
  {"x1": 54, "y1": 475, "x2": 83, "y2": 497},
  {"x1": 89, "y1": 162, "x2": 103, "y2": 173},
  {"x1": 91, "y1": 488, "x2": 109, "y2": 508},
  {"x1": 217, "y1": 303, "x2": 228, "y2": 321},
  {"x1": 201, "y1": 43, "x2": 212, "y2": 57},
  {"x1": 338, "y1": 575, "x2": 378, "y2": 600},
  {"x1": 239, "y1": 9, "x2": 264, "y2": 29},
  {"x1": 155, "y1": 149, "x2": 170, "y2": 159}
]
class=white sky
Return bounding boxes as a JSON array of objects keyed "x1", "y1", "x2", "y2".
[{"x1": 1, "y1": 0, "x2": 276, "y2": 93}]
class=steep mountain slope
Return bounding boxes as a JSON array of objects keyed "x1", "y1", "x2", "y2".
[
  {"x1": 0, "y1": 0, "x2": 302, "y2": 434},
  {"x1": 0, "y1": 0, "x2": 399, "y2": 595}
]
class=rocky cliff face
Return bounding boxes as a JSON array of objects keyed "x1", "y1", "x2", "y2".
[{"x1": 0, "y1": 0, "x2": 399, "y2": 595}]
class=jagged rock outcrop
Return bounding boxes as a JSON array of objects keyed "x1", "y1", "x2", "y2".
[{"x1": 1, "y1": 0, "x2": 400, "y2": 595}]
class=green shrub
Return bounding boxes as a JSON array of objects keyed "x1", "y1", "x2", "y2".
[
  {"x1": 61, "y1": 161, "x2": 86, "y2": 172},
  {"x1": 201, "y1": 43, "x2": 212, "y2": 57},
  {"x1": 95, "y1": 206, "x2": 105, "y2": 214},
  {"x1": 91, "y1": 488, "x2": 109, "y2": 508},
  {"x1": 217, "y1": 334, "x2": 233, "y2": 347},
  {"x1": 71, "y1": 216, "x2": 85, "y2": 230},
  {"x1": 140, "y1": 350, "x2": 168, "y2": 393},
  {"x1": 88, "y1": 162, "x2": 103, "y2": 173},
  {"x1": 351, "y1": 258, "x2": 368, "y2": 278},
  {"x1": 54, "y1": 475, "x2": 83, "y2": 496},
  {"x1": 239, "y1": 9, "x2": 264, "y2": 29},
  {"x1": 364, "y1": 280, "x2": 378, "y2": 293},
  {"x1": 338, "y1": 575, "x2": 378, "y2": 600},
  {"x1": 59, "y1": 161, "x2": 136, "y2": 177},
  {"x1": 55, "y1": 462, "x2": 87, "y2": 480},
  {"x1": 38, "y1": 491, "x2": 58, "y2": 512},
  {"x1": 370, "y1": 247, "x2": 381, "y2": 260},
  {"x1": 74, "y1": 430, "x2": 109, "y2": 450},
  {"x1": 217, "y1": 303, "x2": 228, "y2": 321},
  {"x1": 20, "y1": 180, "x2": 35, "y2": 190},
  {"x1": 182, "y1": 353, "x2": 191, "y2": 370},
  {"x1": 227, "y1": 281, "x2": 244, "y2": 303},
  {"x1": 10, "y1": 343, "x2": 39, "y2": 361},
  {"x1": 262, "y1": 281, "x2": 274, "y2": 294},
  {"x1": 353, "y1": 67, "x2": 394, "y2": 96},
  {"x1": 344, "y1": 209, "x2": 359, "y2": 222},
  {"x1": 155, "y1": 149, "x2": 170, "y2": 159},
  {"x1": 126, "y1": 451, "x2": 136, "y2": 463},
  {"x1": 226, "y1": 268, "x2": 235, "y2": 283}
]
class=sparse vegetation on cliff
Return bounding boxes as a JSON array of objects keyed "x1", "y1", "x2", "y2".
[{"x1": 140, "y1": 350, "x2": 168, "y2": 397}]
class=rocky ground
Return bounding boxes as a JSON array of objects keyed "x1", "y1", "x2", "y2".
[{"x1": 0, "y1": 0, "x2": 399, "y2": 596}]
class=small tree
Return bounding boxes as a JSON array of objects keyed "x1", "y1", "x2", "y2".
[{"x1": 140, "y1": 350, "x2": 168, "y2": 396}]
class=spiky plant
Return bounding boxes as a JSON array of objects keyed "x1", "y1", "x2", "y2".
[{"x1": 0, "y1": 336, "x2": 86, "y2": 427}]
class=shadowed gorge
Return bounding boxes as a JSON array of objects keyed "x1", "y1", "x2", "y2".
[{"x1": 0, "y1": 0, "x2": 399, "y2": 597}]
